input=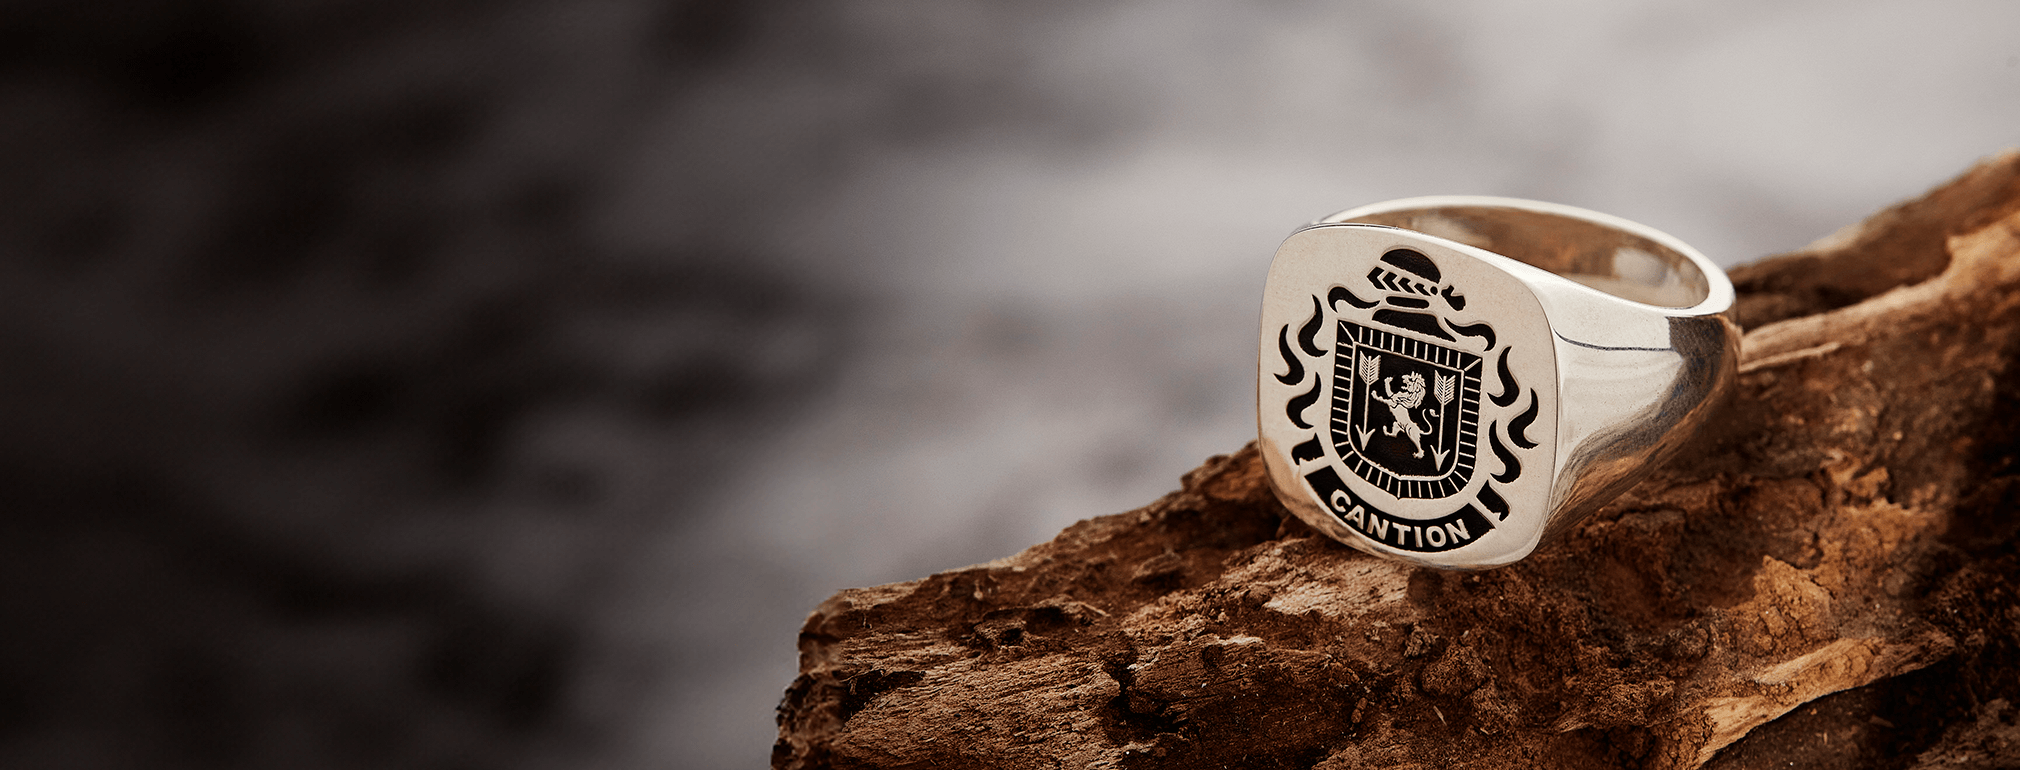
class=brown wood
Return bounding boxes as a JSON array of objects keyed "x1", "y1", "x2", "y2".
[{"x1": 776, "y1": 150, "x2": 2020, "y2": 770}]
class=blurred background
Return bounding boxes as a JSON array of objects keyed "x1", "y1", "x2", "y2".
[{"x1": 0, "y1": 1, "x2": 2014, "y2": 768}]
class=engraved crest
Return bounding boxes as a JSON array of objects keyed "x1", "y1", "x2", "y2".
[
  {"x1": 1334, "y1": 326, "x2": 1481, "y2": 498},
  {"x1": 1268, "y1": 242, "x2": 1541, "y2": 554},
  {"x1": 1326, "y1": 248, "x2": 1486, "y2": 500}
]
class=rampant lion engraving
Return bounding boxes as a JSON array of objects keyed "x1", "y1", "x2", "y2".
[
  {"x1": 1371, "y1": 371, "x2": 1438, "y2": 458},
  {"x1": 1356, "y1": 354, "x2": 1460, "y2": 466}
]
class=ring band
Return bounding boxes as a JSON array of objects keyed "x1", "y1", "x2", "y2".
[{"x1": 1257, "y1": 196, "x2": 1740, "y2": 569}]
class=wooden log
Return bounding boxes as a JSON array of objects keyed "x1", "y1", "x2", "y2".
[{"x1": 775, "y1": 150, "x2": 2020, "y2": 770}]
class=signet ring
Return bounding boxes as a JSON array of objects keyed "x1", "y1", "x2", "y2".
[{"x1": 1257, "y1": 197, "x2": 1740, "y2": 569}]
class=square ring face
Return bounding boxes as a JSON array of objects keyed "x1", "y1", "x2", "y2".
[{"x1": 1258, "y1": 225, "x2": 1558, "y2": 568}]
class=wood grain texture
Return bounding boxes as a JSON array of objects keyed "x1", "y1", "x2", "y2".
[{"x1": 777, "y1": 150, "x2": 2020, "y2": 770}]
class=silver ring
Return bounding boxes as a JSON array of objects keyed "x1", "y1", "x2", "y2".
[{"x1": 1257, "y1": 196, "x2": 1740, "y2": 569}]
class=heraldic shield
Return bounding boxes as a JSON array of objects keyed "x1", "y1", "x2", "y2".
[{"x1": 1331, "y1": 321, "x2": 1483, "y2": 499}]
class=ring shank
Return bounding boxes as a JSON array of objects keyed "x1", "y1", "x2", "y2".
[{"x1": 1320, "y1": 198, "x2": 1719, "y2": 311}]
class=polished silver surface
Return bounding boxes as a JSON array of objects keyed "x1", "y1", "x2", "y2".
[{"x1": 1258, "y1": 196, "x2": 1739, "y2": 569}]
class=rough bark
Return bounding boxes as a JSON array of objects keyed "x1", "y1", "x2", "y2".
[{"x1": 776, "y1": 150, "x2": 2020, "y2": 770}]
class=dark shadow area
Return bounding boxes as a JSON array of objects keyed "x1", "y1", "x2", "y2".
[{"x1": 0, "y1": 1, "x2": 843, "y2": 768}]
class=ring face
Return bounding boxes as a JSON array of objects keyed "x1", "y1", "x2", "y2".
[{"x1": 1260, "y1": 225, "x2": 1559, "y2": 568}]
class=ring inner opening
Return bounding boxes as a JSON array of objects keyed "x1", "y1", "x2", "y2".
[{"x1": 1337, "y1": 206, "x2": 1711, "y2": 308}]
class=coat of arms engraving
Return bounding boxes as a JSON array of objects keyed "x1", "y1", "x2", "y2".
[{"x1": 1270, "y1": 243, "x2": 1537, "y2": 553}]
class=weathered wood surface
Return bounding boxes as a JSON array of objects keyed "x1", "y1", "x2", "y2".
[{"x1": 776, "y1": 151, "x2": 2020, "y2": 770}]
